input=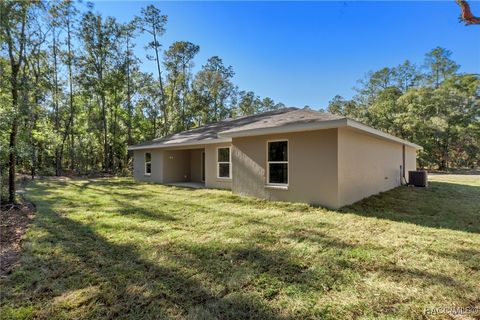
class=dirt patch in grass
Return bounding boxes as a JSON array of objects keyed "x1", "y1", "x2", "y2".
[{"x1": 0, "y1": 201, "x2": 35, "y2": 276}]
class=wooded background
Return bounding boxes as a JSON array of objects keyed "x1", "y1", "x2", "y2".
[{"x1": 1, "y1": 1, "x2": 479, "y2": 204}]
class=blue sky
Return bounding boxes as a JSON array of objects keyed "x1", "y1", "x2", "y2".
[{"x1": 92, "y1": 1, "x2": 480, "y2": 109}]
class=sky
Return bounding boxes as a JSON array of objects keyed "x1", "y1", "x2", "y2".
[{"x1": 92, "y1": 1, "x2": 480, "y2": 110}]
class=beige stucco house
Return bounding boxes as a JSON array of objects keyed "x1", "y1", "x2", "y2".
[{"x1": 128, "y1": 108, "x2": 421, "y2": 209}]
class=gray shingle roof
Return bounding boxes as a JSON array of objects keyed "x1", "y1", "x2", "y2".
[
  {"x1": 128, "y1": 107, "x2": 421, "y2": 150},
  {"x1": 219, "y1": 108, "x2": 344, "y2": 135},
  {"x1": 130, "y1": 107, "x2": 334, "y2": 149}
]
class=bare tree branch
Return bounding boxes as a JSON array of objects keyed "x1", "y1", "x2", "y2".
[{"x1": 456, "y1": 0, "x2": 480, "y2": 25}]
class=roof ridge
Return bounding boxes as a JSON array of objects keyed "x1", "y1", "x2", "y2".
[
  {"x1": 220, "y1": 107, "x2": 299, "y2": 122},
  {"x1": 152, "y1": 107, "x2": 299, "y2": 141},
  {"x1": 128, "y1": 107, "x2": 350, "y2": 150},
  {"x1": 152, "y1": 107, "x2": 301, "y2": 141}
]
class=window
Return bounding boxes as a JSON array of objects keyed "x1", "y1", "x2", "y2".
[
  {"x1": 267, "y1": 140, "x2": 288, "y2": 185},
  {"x1": 145, "y1": 152, "x2": 151, "y2": 176},
  {"x1": 217, "y1": 147, "x2": 231, "y2": 179}
]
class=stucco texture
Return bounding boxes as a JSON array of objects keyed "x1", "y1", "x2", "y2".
[
  {"x1": 204, "y1": 143, "x2": 232, "y2": 190},
  {"x1": 133, "y1": 149, "x2": 163, "y2": 182},
  {"x1": 231, "y1": 129, "x2": 339, "y2": 208},
  {"x1": 189, "y1": 149, "x2": 203, "y2": 183},
  {"x1": 337, "y1": 127, "x2": 417, "y2": 207}
]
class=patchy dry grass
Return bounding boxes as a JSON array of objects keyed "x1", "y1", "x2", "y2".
[{"x1": 0, "y1": 175, "x2": 479, "y2": 319}]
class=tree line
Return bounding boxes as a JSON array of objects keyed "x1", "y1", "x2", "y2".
[
  {"x1": 0, "y1": 1, "x2": 285, "y2": 204},
  {"x1": 1, "y1": 1, "x2": 478, "y2": 206},
  {"x1": 326, "y1": 47, "x2": 479, "y2": 171}
]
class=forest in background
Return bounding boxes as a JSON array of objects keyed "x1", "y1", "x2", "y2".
[
  {"x1": 326, "y1": 47, "x2": 479, "y2": 171},
  {"x1": 0, "y1": 1, "x2": 286, "y2": 204},
  {"x1": 1, "y1": 1, "x2": 479, "y2": 205}
]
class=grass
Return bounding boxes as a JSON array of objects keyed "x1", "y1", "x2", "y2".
[{"x1": 0, "y1": 175, "x2": 479, "y2": 319}]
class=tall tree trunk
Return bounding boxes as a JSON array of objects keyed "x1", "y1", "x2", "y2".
[
  {"x1": 8, "y1": 117, "x2": 18, "y2": 204},
  {"x1": 113, "y1": 98, "x2": 118, "y2": 171},
  {"x1": 181, "y1": 63, "x2": 188, "y2": 130},
  {"x1": 152, "y1": 27, "x2": 167, "y2": 135},
  {"x1": 4, "y1": 3, "x2": 27, "y2": 204},
  {"x1": 101, "y1": 94, "x2": 108, "y2": 172},
  {"x1": 152, "y1": 116, "x2": 157, "y2": 139},
  {"x1": 169, "y1": 72, "x2": 178, "y2": 130},
  {"x1": 109, "y1": 93, "x2": 115, "y2": 171},
  {"x1": 126, "y1": 37, "x2": 133, "y2": 154},
  {"x1": 66, "y1": 17, "x2": 75, "y2": 172},
  {"x1": 52, "y1": 28, "x2": 61, "y2": 176},
  {"x1": 31, "y1": 60, "x2": 41, "y2": 180},
  {"x1": 8, "y1": 57, "x2": 22, "y2": 204}
]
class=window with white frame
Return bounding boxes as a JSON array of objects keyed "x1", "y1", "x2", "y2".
[
  {"x1": 217, "y1": 147, "x2": 231, "y2": 179},
  {"x1": 145, "y1": 152, "x2": 151, "y2": 176},
  {"x1": 267, "y1": 140, "x2": 288, "y2": 185}
]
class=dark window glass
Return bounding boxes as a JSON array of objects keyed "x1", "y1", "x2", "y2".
[
  {"x1": 218, "y1": 163, "x2": 230, "y2": 178},
  {"x1": 145, "y1": 163, "x2": 152, "y2": 174},
  {"x1": 269, "y1": 163, "x2": 288, "y2": 184},
  {"x1": 145, "y1": 152, "x2": 151, "y2": 163},
  {"x1": 268, "y1": 141, "x2": 288, "y2": 162},
  {"x1": 201, "y1": 152, "x2": 205, "y2": 181},
  {"x1": 218, "y1": 148, "x2": 230, "y2": 162}
]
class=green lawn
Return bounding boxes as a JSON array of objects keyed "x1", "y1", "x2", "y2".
[{"x1": 1, "y1": 175, "x2": 479, "y2": 319}]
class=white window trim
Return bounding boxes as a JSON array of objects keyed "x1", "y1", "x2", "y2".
[
  {"x1": 266, "y1": 139, "x2": 289, "y2": 186},
  {"x1": 216, "y1": 146, "x2": 232, "y2": 179},
  {"x1": 144, "y1": 152, "x2": 151, "y2": 176}
]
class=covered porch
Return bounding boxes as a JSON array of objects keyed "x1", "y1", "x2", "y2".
[
  {"x1": 161, "y1": 148, "x2": 206, "y2": 185},
  {"x1": 133, "y1": 141, "x2": 232, "y2": 190}
]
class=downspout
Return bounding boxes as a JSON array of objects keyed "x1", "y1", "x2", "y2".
[{"x1": 401, "y1": 144, "x2": 407, "y2": 185}]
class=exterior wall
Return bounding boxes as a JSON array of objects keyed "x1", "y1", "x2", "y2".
[
  {"x1": 132, "y1": 128, "x2": 417, "y2": 208},
  {"x1": 337, "y1": 127, "x2": 416, "y2": 207},
  {"x1": 204, "y1": 142, "x2": 232, "y2": 190},
  {"x1": 133, "y1": 149, "x2": 164, "y2": 182},
  {"x1": 132, "y1": 148, "x2": 205, "y2": 184},
  {"x1": 189, "y1": 149, "x2": 203, "y2": 183},
  {"x1": 231, "y1": 129, "x2": 339, "y2": 208},
  {"x1": 405, "y1": 146, "x2": 417, "y2": 182},
  {"x1": 162, "y1": 149, "x2": 191, "y2": 183}
]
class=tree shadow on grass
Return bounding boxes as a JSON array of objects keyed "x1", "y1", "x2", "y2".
[
  {"x1": 6, "y1": 179, "x2": 477, "y2": 319},
  {"x1": 341, "y1": 181, "x2": 480, "y2": 234},
  {"x1": 427, "y1": 247, "x2": 480, "y2": 272},
  {"x1": 2, "y1": 209, "x2": 289, "y2": 319},
  {"x1": 73, "y1": 181, "x2": 287, "y2": 223},
  {"x1": 72, "y1": 179, "x2": 312, "y2": 217}
]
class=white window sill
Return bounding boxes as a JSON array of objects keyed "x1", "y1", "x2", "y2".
[
  {"x1": 265, "y1": 184, "x2": 288, "y2": 191},
  {"x1": 216, "y1": 177, "x2": 232, "y2": 181},
  {"x1": 144, "y1": 174, "x2": 151, "y2": 177}
]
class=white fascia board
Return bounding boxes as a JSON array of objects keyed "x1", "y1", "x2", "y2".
[
  {"x1": 127, "y1": 137, "x2": 232, "y2": 151},
  {"x1": 346, "y1": 119, "x2": 423, "y2": 150},
  {"x1": 218, "y1": 118, "x2": 348, "y2": 138}
]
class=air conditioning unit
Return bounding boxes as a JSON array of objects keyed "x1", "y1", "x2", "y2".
[{"x1": 408, "y1": 171, "x2": 428, "y2": 187}]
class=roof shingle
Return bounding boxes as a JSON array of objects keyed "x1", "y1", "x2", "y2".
[
  {"x1": 127, "y1": 107, "x2": 419, "y2": 150},
  {"x1": 219, "y1": 108, "x2": 344, "y2": 135},
  {"x1": 130, "y1": 107, "x2": 343, "y2": 149}
]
